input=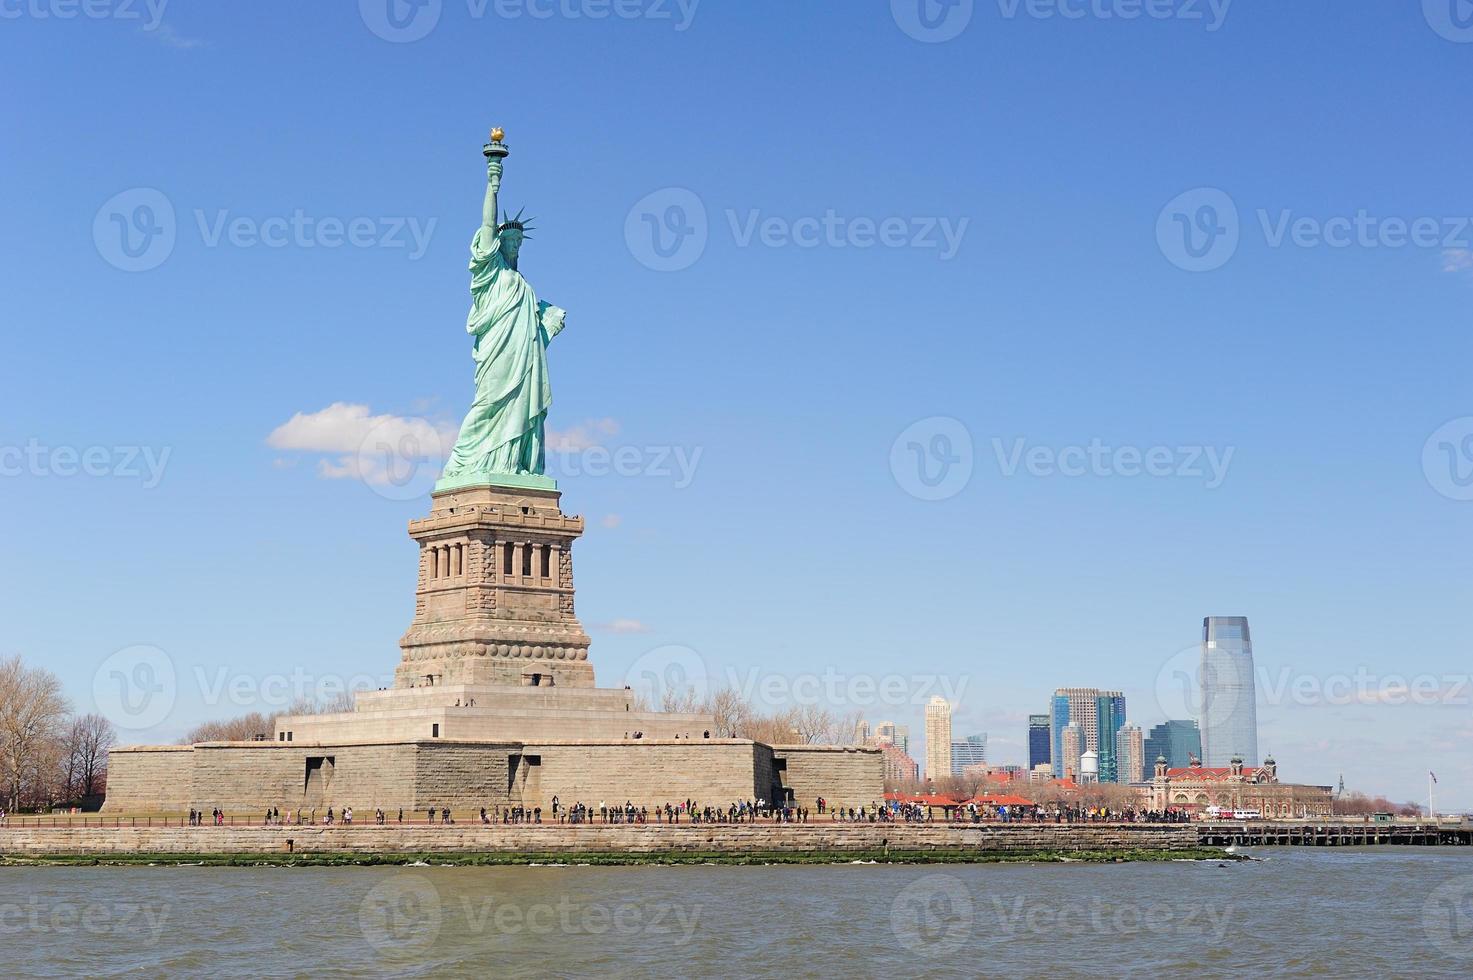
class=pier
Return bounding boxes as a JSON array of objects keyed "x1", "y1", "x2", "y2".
[{"x1": 1196, "y1": 819, "x2": 1472, "y2": 847}]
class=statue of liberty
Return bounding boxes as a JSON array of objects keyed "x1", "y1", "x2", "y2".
[{"x1": 438, "y1": 128, "x2": 566, "y2": 491}]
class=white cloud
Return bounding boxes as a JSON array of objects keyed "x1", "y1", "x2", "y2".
[
  {"x1": 147, "y1": 25, "x2": 208, "y2": 49},
  {"x1": 548, "y1": 418, "x2": 620, "y2": 452},
  {"x1": 600, "y1": 514, "x2": 623, "y2": 529},
  {"x1": 1443, "y1": 249, "x2": 1473, "y2": 276},
  {"x1": 594, "y1": 618, "x2": 652, "y2": 634},
  {"x1": 267, "y1": 402, "x2": 455, "y2": 486}
]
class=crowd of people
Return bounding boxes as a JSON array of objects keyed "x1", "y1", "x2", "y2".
[{"x1": 166, "y1": 798, "x2": 1197, "y2": 827}]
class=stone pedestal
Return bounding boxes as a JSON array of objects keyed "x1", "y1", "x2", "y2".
[{"x1": 395, "y1": 482, "x2": 594, "y2": 689}]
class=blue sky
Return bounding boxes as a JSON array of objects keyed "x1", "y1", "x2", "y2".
[{"x1": 3, "y1": 0, "x2": 1471, "y2": 808}]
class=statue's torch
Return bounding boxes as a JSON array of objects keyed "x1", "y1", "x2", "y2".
[{"x1": 483, "y1": 127, "x2": 509, "y2": 162}]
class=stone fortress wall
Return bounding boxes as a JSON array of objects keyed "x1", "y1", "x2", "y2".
[{"x1": 105, "y1": 739, "x2": 883, "y2": 814}]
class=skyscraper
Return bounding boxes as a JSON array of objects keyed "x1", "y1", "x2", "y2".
[
  {"x1": 1115, "y1": 723, "x2": 1145, "y2": 783},
  {"x1": 950, "y1": 734, "x2": 987, "y2": 775},
  {"x1": 1028, "y1": 714, "x2": 1051, "y2": 771},
  {"x1": 1060, "y1": 724, "x2": 1083, "y2": 782},
  {"x1": 1200, "y1": 616, "x2": 1259, "y2": 766},
  {"x1": 925, "y1": 696, "x2": 952, "y2": 782},
  {"x1": 1050, "y1": 688, "x2": 1126, "y2": 780},
  {"x1": 1144, "y1": 720, "x2": 1202, "y2": 769}
]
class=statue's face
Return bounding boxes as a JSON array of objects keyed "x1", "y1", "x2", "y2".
[{"x1": 499, "y1": 229, "x2": 524, "y2": 261}]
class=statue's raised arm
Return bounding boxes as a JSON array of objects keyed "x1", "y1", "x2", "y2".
[{"x1": 481, "y1": 127, "x2": 507, "y2": 238}]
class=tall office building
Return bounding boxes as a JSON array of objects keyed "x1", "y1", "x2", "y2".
[
  {"x1": 1115, "y1": 723, "x2": 1145, "y2": 783},
  {"x1": 1050, "y1": 688, "x2": 1126, "y2": 781},
  {"x1": 950, "y1": 734, "x2": 988, "y2": 776},
  {"x1": 1060, "y1": 724, "x2": 1084, "y2": 781},
  {"x1": 1200, "y1": 616, "x2": 1259, "y2": 766},
  {"x1": 1028, "y1": 714, "x2": 1051, "y2": 771},
  {"x1": 925, "y1": 696, "x2": 952, "y2": 781},
  {"x1": 1144, "y1": 720, "x2": 1202, "y2": 769}
]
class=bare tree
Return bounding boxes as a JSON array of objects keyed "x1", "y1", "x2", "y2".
[
  {"x1": 64, "y1": 713, "x2": 115, "y2": 799},
  {"x1": 0, "y1": 656, "x2": 72, "y2": 811},
  {"x1": 180, "y1": 711, "x2": 277, "y2": 744},
  {"x1": 704, "y1": 687, "x2": 749, "y2": 738}
]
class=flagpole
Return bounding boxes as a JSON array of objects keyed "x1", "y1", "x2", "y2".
[{"x1": 1429, "y1": 772, "x2": 1436, "y2": 821}]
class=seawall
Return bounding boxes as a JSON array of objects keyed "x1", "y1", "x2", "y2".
[{"x1": 0, "y1": 823, "x2": 1206, "y2": 863}]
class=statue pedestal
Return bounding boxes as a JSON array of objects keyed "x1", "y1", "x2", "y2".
[{"x1": 396, "y1": 482, "x2": 593, "y2": 690}]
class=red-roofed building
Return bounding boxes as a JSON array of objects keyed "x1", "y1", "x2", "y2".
[{"x1": 1148, "y1": 755, "x2": 1332, "y2": 818}]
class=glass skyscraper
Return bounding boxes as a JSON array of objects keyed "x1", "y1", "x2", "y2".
[
  {"x1": 1200, "y1": 616, "x2": 1259, "y2": 766},
  {"x1": 1144, "y1": 719, "x2": 1203, "y2": 770},
  {"x1": 1027, "y1": 714, "x2": 1051, "y2": 771},
  {"x1": 1050, "y1": 688, "x2": 1126, "y2": 781},
  {"x1": 950, "y1": 734, "x2": 987, "y2": 775}
]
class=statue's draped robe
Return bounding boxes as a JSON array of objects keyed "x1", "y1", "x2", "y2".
[{"x1": 442, "y1": 228, "x2": 566, "y2": 477}]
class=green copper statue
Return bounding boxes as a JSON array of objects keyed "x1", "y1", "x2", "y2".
[{"x1": 438, "y1": 128, "x2": 566, "y2": 491}]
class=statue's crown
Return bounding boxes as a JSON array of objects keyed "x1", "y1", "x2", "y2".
[{"x1": 498, "y1": 207, "x2": 535, "y2": 236}]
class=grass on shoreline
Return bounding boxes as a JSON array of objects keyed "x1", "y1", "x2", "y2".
[{"x1": 0, "y1": 847, "x2": 1234, "y2": 868}]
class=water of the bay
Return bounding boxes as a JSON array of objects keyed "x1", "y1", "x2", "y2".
[{"x1": 4, "y1": 847, "x2": 1471, "y2": 977}]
